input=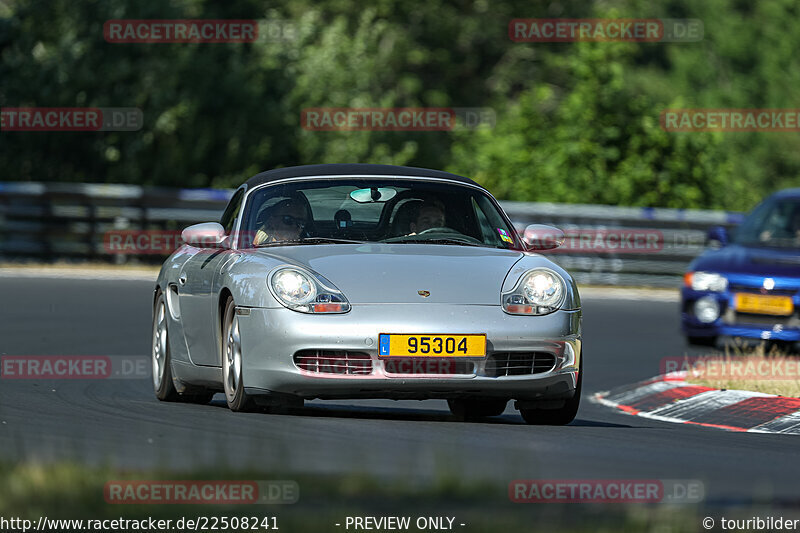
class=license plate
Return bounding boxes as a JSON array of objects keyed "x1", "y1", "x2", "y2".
[
  {"x1": 734, "y1": 293, "x2": 794, "y2": 316},
  {"x1": 378, "y1": 334, "x2": 486, "y2": 357}
]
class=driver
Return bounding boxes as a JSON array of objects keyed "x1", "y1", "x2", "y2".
[
  {"x1": 760, "y1": 206, "x2": 800, "y2": 244},
  {"x1": 408, "y1": 200, "x2": 446, "y2": 235},
  {"x1": 253, "y1": 198, "x2": 309, "y2": 245}
]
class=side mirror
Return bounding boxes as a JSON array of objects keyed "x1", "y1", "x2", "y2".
[
  {"x1": 707, "y1": 226, "x2": 729, "y2": 247},
  {"x1": 522, "y1": 224, "x2": 566, "y2": 251},
  {"x1": 182, "y1": 222, "x2": 228, "y2": 249}
]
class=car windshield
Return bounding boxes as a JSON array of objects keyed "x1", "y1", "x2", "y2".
[
  {"x1": 735, "y1": 196, "x2": 800, "y2": 249},
  {"x1": 238, "y1": 178, "x2": 519, "y2": 250}
]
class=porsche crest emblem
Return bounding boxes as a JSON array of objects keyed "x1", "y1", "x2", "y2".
[{"x1": 418, "y1": 290, "x2": 430, "y2": 298}]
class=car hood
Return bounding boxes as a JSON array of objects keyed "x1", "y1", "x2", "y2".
[
  {"x1": 252, "y1": 244, "x2": 525, "y2": 304},
  {"x1": 691, "y1": 244, "x2": 800, "y2": 278}
]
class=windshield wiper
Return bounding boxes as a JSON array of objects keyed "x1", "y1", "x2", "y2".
[
  {"x1": 395, "y1": 238, "x2": 485, "y2": 247},
  {"x1": 254, "y1": 237, "x2": 367, "y2": 247},
  {"x1": 299, "y1": 237, "x2": 368, "y2": 244},
  {"x1": 253, "y1": 239, "x2": 297, "y2": 248}
]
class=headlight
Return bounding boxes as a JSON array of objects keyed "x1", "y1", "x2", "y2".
[
  {"x1": 272, "y1": 269, "x2": 316, "y2": 305},
  {"x1": 502, "y1": 268, "x2": 566, "y2": 315},
  {"x1": 269, "y1": 267, "x2": 350, "y2": 314},
  {"x1": 685, "y1": 271, "x2": 728, "y2": 292}
]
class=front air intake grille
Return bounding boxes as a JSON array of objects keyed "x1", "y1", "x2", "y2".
[
  {"x1": 731, "y1": 312, "x2": 798, "y2": 326},
  {"x1": 485, "y1": 352, "x2": 557, "y2": 377},
  {"x1": 384, "y1": 358, "x2": 475, "y2": 375},
  {"x1": 294, "y1": 350, "x2": 372, "y2": 375}
]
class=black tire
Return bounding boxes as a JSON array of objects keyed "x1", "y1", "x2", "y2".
[
  {"x1": 687, "y1": 335, "x2": 717, "y2": 347},
  {"x1": 152, "y1": 291, "x2": 180, "y2": 402},
  {"x1": 222, "y1": 296, "x2": 256, "y2": 412},
  {"x1": 448, "y1": 398, "x2": 508, "y2": 420},
  {"x1": 520, "y1": 359, "x2": 582, "y2": 426},
  {"x1": 179, "y1": 392, "x2": 215, "y2": 404}
]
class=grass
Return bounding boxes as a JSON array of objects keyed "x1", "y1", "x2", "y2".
[
  {"x1": 0, "y1": 460, "x2": 722, "y2": 532},
  {"x1": 682, "y1": 340, "x2": 800, "y2": 397}
]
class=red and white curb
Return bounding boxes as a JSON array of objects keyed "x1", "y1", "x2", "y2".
[{"x1": 592, "y1": 372, "x2": 800, "y2": 435}]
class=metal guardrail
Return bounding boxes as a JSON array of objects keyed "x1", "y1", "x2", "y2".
[
  {"x1": 0, "y1": 182, "x2": 229, "y2": 261},
  {"x1": 504, "y1": 201, "x2": 744, "y2": 288},
  {"x1": 0, "y1": 182, "x2": 745, "y2": 287}
]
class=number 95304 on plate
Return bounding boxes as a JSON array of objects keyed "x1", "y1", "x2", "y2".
[{"x1": 379, "y1": 334, "x2": 486, "y2": 357}]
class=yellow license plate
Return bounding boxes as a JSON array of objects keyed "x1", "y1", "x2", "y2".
[
  {"x1": 734, "y1": 293, "x2": 794, "y2": 316},
  {"x1": 378, "y1": 334, "x2": 486, "y2": 357}
]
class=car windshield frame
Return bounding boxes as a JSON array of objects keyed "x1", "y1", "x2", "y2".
[{"x1": 234, "y1": 175, "x2": 524, "y2": 251}]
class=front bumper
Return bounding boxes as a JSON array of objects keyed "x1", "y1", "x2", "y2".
[
  {"x1": 681, "y1": 288, "x2": 800, "y2": 342},
  {"x1": 237, "y1": 304, "x2": 581, "y2": 401}
]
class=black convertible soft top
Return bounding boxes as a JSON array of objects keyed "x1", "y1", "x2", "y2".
[{"x1": 244, "y1": 164, "x2": 483, "y2": 190}]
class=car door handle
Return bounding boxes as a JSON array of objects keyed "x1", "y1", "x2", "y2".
[{"x1": 178, "y1": 274, "x2": 187, "y2": 286}]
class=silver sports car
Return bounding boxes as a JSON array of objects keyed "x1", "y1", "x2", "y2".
[{"x1": 152, "y1": 164, "x2": 582, "y2": 424}]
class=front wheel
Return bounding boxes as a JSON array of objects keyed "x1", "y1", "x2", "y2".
[
  {"x1": 152, "y1": 291, "x2": 180, "y2": 401},
  {"x1": 222, "y1": 296, "x2": 256, "y2": 412},
  {"x1": 519, "y1": 359, "x2": 582, "y2": 426}
]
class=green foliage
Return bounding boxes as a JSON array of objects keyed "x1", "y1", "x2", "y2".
[
  {"x1": 448, "y1": 41, "x2": 742, "y2": 209},
  {"x1": 1, "y1": 0, "x2": 798, "y2": 209}
]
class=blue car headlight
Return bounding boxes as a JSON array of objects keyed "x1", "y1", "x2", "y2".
[{"x1": 685, "y1": 271, "x2": 728, "y2": 292}]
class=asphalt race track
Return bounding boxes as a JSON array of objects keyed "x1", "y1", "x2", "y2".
[{"x1": 1, "y1": 276, "x2": 798, "y2": 505}]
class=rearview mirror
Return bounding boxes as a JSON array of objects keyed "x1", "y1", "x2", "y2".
[
  {"x1": 182, "y1": 222, "x2": 228, "y2": 249},
  {"x1": 707, "y1": 226, "x2": 729, "y2": 247},
  {"x1": 523, "y1": 224, "x2": 566, "y2": 251},
  {"x1": 349, "y1": 187, "x2": 397, "y2": 203}
]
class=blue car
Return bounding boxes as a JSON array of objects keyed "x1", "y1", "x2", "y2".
[{"x1": 681, "y1": 189, "x2": 800, "y2": 347}]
